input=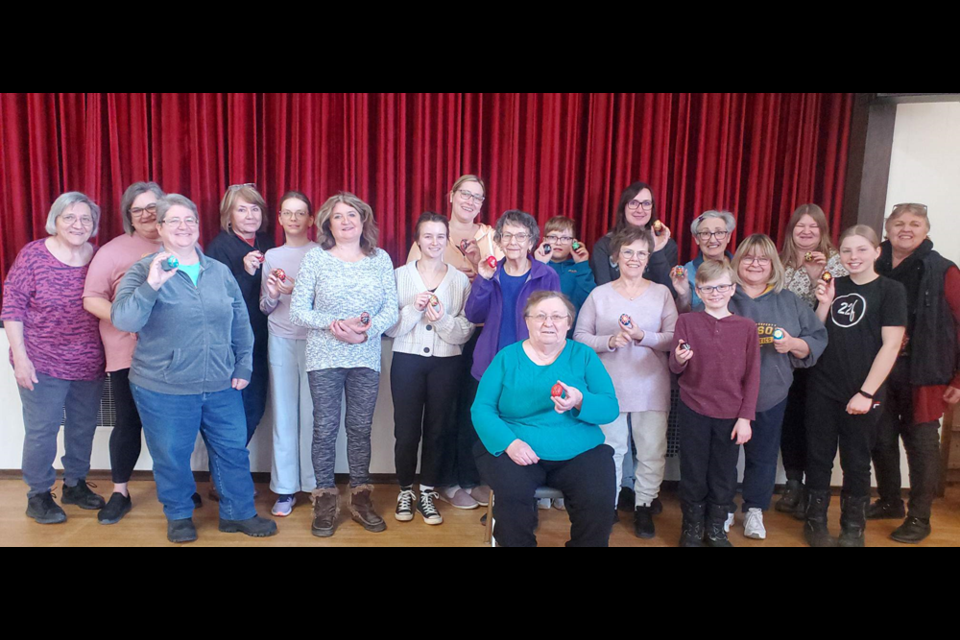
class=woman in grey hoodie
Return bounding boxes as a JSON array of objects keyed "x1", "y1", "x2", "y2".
[
  {"x1": 112, "y1": 194, "x2": 277, "y2": 544},
  {"x1": 725, "y1": 235, "x2": 828, "y2": 540}
]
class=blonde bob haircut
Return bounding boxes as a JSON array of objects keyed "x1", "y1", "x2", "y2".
[
  {"x1": 839, "y1": 224, "x2": 881, "y2": 249},
  {"x1": 449, "y1": 174, "x2": 486, "y2": 202},
  {"x1": 316, "y1": 192, "x2": 379, "y2": 256},
  {"x1": 695, "y1": 258, "x2": 736, "y2": 287},
  {"x1": 732, "y1": 234, "x2": 786, "y2": 294},
  {"x1": 219, "y1": 184, "x2": 267, "y2": 233}
]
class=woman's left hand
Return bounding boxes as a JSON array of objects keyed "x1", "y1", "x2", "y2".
[
  {"x1": 773, "y1": 327, "x2": 795, "y2": 354},
  {"x1": 944, "y1": 386, "x2": 960, "y2": 405},
  {"x1": 731, "y1": 418, "x2": 752, "y2": 445},
  {"x1": 424, "y1": 300, "x2": 444, "y2": 322},
  {"x1": 619, "y1": 318, "x2": 645, "y2": 342},
  {"x1": 653, "y1": 224, "x2": 671, "y2": 252},
  {"x1": 342, "y1": 316, "x2": 372, "y2": 334},
  {"x1": 551, "y1": 381, "x2": 583, "y2": 414},
  {"x1": 846, "y1": 393, "x2": 873, "y2": 415},
  {"x1": 232, "y1": 378, "x2": 250, "y2": 391},
  {"x1": 331, "y1": 320, "x2": 367, "y2": 344}
]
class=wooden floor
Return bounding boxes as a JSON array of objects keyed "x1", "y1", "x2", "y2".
[{"x1": 2, "y1": 479, "x2": 959, "y2": 547}]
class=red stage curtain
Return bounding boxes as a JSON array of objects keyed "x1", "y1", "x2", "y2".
[{"x1": 0, "y1": 93, "x2": 854, "y2": 281}]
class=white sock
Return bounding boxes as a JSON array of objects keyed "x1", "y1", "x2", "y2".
[{"x1": 420, "y1": 484, "x2": 434, "y2": 493}]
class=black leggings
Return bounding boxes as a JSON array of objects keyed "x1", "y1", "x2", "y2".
[{"x1": 108, "y1": 369, "x2": 145, "y2": 484}]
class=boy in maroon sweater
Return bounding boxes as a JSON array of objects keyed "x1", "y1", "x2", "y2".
[{"x1": 670, "y1": 260, "x2": 761, "y2": 547}]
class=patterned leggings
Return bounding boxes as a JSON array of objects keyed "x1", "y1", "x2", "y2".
[{"x1": 309, "y1": 368, "x2": 380, "y2": 488}]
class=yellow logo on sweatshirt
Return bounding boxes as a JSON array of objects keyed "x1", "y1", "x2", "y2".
[{"x1": 757, "y1": 322, "x2": 777, "y2": 347}]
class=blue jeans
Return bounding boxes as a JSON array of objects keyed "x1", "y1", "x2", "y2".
[
  {"x1": 131, "y1": 384, "x2": 256, "y2": 522},
  {"x1": 19, "y1": 373, "x2": 104, "y2": 497},
  {"x1": 740, "y1": 398, "x2": 789, "y2": 512}
]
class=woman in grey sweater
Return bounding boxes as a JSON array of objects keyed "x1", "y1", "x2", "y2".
[{"x1": 112, "y1": 194, "x2": 277, "y2": 544}]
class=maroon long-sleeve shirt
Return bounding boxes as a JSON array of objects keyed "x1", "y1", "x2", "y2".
[{"x1": 669, "y1": 311, "x2": 761, "y2": 421}]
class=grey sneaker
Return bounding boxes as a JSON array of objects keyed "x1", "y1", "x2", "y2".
[
  {"x1": 437, "y1": 487, "x2": 478, "y2": 510},
  {"x1": 271, "y1": 495, "x2": 296, "y2": 517}
]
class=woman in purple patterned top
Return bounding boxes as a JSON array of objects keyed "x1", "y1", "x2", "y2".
[{"x1": 2, "y1": 192, "x2": 107, "y2": 525}]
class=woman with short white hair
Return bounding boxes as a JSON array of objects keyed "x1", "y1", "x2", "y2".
[
  {"x1": 3, "y1": 192, "x2": 106, "y2": 524},
  {"x1": 671, "y1": 210, "x2": 737, "y2": 311}
]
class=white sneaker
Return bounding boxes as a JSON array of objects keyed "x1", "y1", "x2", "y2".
[
  {"x1": 723, "y1": 512, "x2": 735, "y2": 533},
  {"x1": 743, "y1": 508, "x2": 767, "y2": 540},
  {"x1": 538, "y1": 498, "x2": 552, "y2": 510}
]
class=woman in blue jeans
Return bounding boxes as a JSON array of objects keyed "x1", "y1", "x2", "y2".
[{"x1": 112, "y1": 194, "x2": 277, "y2": 544}]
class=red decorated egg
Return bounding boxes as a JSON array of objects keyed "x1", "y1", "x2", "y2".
[
  {"x1": 619, "y1": 314, "x2": 633, "y2": 328},
  {"x1": 551, "y1": 383, "x2": 564, "y2": 398},
  {"x1": 275, "y1": 269, "x2": 286, "y2": 282},
  {"x1": 486, "y1": 256, "x2": 498, "y2": 270},
  {"x1": 429, "y1": 295, "x2": 440, "y2": 308}
]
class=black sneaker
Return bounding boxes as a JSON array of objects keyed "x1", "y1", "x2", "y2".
[
  {"x1": 890, "y1": 516, "x2": 931, "y2": 544},
  {"x1": 417, "y1": 491, "x2": 443, "y2": 525},
  {"x1": 617, "y1": 487, "x2": 636, "y2": 512},
  {"x1": 168, "y1": 518, "x2": 198, "y2": 543},
  {"x1": 26, "y1": 492, "x2": 67, "y2": 524},
  {"x1": 650, "y1": 497, "x2": 663, "y2": 516},
  {"x1": 866, "y1": 499, "x2": 905, "y2": 520},
  {"x1": 395, "y1": 489, "x2": 415, "y2": 522},
  {"x1": 98, "y1": 492, "x2": 132, "y2": 525},
  {"x1": 219, "y1": 515, "x2": 278, "y2": 538},
  {"x1": 634, "y1": 506, "x2": 655, "y2": 539},
  {"x1": 61, "y1": 481, "x2": 106, "y2": 510}
]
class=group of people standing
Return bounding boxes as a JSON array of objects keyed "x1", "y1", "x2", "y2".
[{"x1": 3, "y1": 173, "x2": 958, "y2": 547}]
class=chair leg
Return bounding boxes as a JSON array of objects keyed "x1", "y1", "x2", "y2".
[{"x1": 482, "y1": 490, "x2": 495, "y2": 545}]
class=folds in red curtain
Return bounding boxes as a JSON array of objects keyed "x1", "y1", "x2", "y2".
[{"x1": 0, "y1": 93, "x2": 854, "y2": 282}]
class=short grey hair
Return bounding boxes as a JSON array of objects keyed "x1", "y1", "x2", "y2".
[
  {"x1": 45, "y1": 192, "x2": 101, "y2": 238},
  {"x1": 690, "y1": 210, "x2": 737, "y2": 236},
  {"x1": 494, "y1": 209, "x2": 540, "y2": 248},
  {"x1": 523, "y1": 290, "x2": 575, "y2": 322},
  {"x1": 156, "y1": 194, "x2": 199, "y2": 225},
  {"x1": 120, "y1": 182, "x2": 165, "y2": 234}
]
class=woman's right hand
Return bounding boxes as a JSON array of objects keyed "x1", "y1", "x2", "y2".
[
  {"x1": 13, "y1": 354, "x2": 39, "y2": 391},
  {"x1": 505, "y1": 439, "x2": 540, "y2": 467},
  {"x1": 670, "y1": 266, "x2": 690, "y2": 296},
  {"x1": 477, "y1": 258, "x2": 496, "y2": 280},
  {"x1": 608, "y1": 331, "x2": 631, "y2": 351},
  {"x1": 242, "y1": 251, "x2": 263, "y2": 276},
  {"x1": 147, "y1": 253, "x2": 179, "y2": 291},
  {"x1": 462, "y1": 240, "x2": 481, "y2": 267},
  {"x1": 815, "y1": 276, "x2": 836, "y2": 308},
  {"x1": 264, "y1": 272, "x2": 282, "y2": 300},
  {"x1": 330, "y1": 320, "x2": 367, "y2": 344},
  {"x1": 413, "y1": 292, "x2": 433, "y2": 312}
]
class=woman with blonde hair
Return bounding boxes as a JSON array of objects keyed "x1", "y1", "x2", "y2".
[
  {"x1": 206, "y1": 184, "x2": 275, "y2": 448},
  {"x1": 290, "y1": 192, "x2": 398, "y2": 538},
  {"x1": 724, "y1": 234, "x2": 827, "y2": 540}
]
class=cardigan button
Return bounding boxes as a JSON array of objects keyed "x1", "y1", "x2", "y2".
[
  {"x1": 426, "y1": 325, "x2": 433, "y2": 331},
  {"x1": 423, "y1": 347, "x2": 431, "y2": 354}
]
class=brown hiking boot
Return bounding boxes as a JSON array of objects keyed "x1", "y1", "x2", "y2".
[
  {"x1": 311, "y1": 488, "x2": 340, "y2": 538},
  {"x1": 349, "y1": 484, "x2": 386, "y2": 533}
]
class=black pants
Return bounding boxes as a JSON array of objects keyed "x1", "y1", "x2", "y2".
[
  {"x1": 391, "y1": 353, "x2": 461, "y2": 488},
  {"x1": 438, "y1": 330, "x2": 482, "y2": 489},
  {"x1": 108, "y1": 369, "x2": 145, "y2": 484},
  {"x1": 475, "y1": 443, "x2": 615, "y2": 547},
  {"x1": 871, "y1": 359, "x2": 941, "y2": 519},
  {"x1": 678, "y1": 400, "x2": 739, "y2": 508},
  {"x1": 806, "y1": 390, "x2": 883, "y2": 498},
  {"x1": 780, "y1": 368, "x2": 808, "y2": 482}
]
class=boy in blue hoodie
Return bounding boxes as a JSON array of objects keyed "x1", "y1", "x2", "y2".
[{"x1": 536, "y1": 216, "x2": 596, "y2": 338}]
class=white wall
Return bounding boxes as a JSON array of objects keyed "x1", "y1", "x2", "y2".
[{"x1": 885, "y1": 101, "x2": 960, "y2": 265}]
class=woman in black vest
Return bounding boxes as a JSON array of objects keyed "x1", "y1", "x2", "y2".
[{"x1": 868, "y1": 203, "x2": 960, "y2": 543}]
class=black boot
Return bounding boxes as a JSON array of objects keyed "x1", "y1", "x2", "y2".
[
  {"x1": 634, "y1": 505, "x2": 655, "y2": 539},
  {"x1": 167, "y1": 518, "x2": 198, "y2": 543},
  {"x1": 775, "y1": 480, "x2": 803, "y2": 513},
  {"x1": 219, "y1": 515, "x2": 278, "y2": 538},
  {"x1": 705, "y1": 504, "x2": 734, "y2": 548},
  {"x1": 838, "y1": 495, "x2": 868, "y2": 548},
  {"x1": 803, "y1": 490, "x2": 837, "y2": 547},
  {"x1": 890, "y1": 516, "x2": 932, "y2": 544},
  {"x1": 865, "y1": 498, "x2": 905, "y2": 520},
  {"x1": 617, "y1": 487, "x2": 636, "y2": 512},
  {"x1": 792, "y1": 486, "x2": 808, "y2": 521},
  {"x1": 678, "y1": 502, "x2": 705, "y2": 547}
]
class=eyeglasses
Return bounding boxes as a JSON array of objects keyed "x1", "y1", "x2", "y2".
[
  {"x1": 162, "y1": 217, "x2": 199, "y2": 228},
  {"x1": 61, "y1": 214, "x2": 94, "y2": 227},
  {"x1": 280, "y1": 210, "x2": 310, "y2": 219},
  {"x1": 526, "y1": 313, "x2": 570, "y2": 325},
  {"x1": 741, "y1": 256, "x2": 771, "y2": 266},
  {"x1": 229, "y1": 183, "x2": 257, "y2": 191},
  {"x1": 458, "y1": 190, "x2": 485, "y2": 204},
  {"x1": 130, "y1": 203, "x2": 158, "y2": 217},
  {"x1": 620, "y1": 249, "x2": 650, "y2": 260},
  {"x1": 626, "y1": 199, "x2": 654, "y2": 211},
  {"x1": 696, "y1": 284, "x2": 734, "y2": 294},
  {"x1": 697, "y1": 230, "x2": 729, "y2": 241},
  {"x1": 893, "y1": 202, "x2": 928, "y2": 212},
  {"x1": 545, "y1": 235, "x2": 575, "y2": 244},
  {"x1": 500, "y1": 233, "x2": 531, "y2": 243}
]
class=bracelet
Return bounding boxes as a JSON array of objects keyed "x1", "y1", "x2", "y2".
[{"x1": 858, "y1": 389, "x2": 874, "y2": 399}]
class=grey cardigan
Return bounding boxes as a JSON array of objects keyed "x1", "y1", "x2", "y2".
[{"x1": 111, "y1": 249, "x2": 254, "y2": 395}]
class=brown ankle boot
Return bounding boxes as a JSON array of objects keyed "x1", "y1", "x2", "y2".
[
  {"x1": 311, "y1": 488, "x2": 340, "y2": 538},
  {"x1": 350, "y1": 484, "x2": 386, "y2": 533}
]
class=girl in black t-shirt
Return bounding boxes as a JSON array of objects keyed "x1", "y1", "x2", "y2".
[{"x1": 803, "y1": 225, "x2": 906, "y2": 548}]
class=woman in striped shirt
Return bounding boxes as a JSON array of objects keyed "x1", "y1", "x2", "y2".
[{"x1": 387, "y1": 212, "x2": 475, "y2": 525}]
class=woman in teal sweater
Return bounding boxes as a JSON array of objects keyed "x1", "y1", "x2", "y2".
[{"x1": 472, "y1": 291, "x2": 619, "y2": 547}]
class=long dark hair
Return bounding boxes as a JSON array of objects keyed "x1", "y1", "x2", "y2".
[{"x1": 611, "y1": 181, "x2": 658, "y2": 235}]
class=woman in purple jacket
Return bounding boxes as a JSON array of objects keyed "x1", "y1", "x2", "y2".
[{"x1": 466, "y1": 210, "x2": 562, "y2": 381}]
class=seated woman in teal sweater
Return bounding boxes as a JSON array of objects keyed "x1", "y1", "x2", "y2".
[{"x1": 472, "y1": 291, "x2": 620, "y2": 547}]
